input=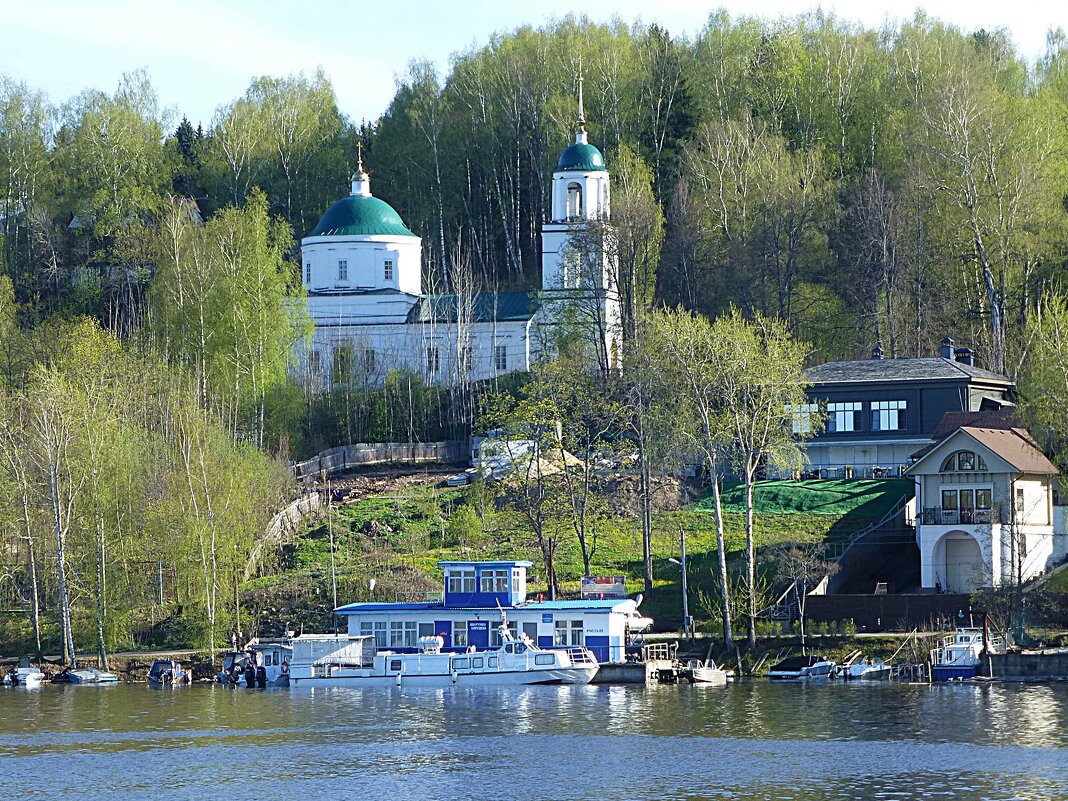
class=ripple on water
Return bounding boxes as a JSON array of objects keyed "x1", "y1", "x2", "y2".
[{"x1": 1, "y1": 682, "x2": 1067, "y2": 800}]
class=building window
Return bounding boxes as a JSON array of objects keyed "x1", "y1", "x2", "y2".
[
  {"x1": 384, "y1": 259, "x2": 394, "y2": 280},
  {"x1": 360, "y1": 621, "x2": 388, "y2": 649},
  {"x1": 566, "y1": 182, "x2": 583, "y2": 219},
  {"x1": 494, "y1": 345, "x2": 507, "y2": 372},
  {"x1": 788, "y1": 403, "x2": 818, "y2": 435},
  {"x1": 426, "y1": 347, "x2": 440, "y2": 376},
  {"x1": 941, "y1": 451, "x2": 988, "y2": 472},
  {"x1": 390, "y1": 621, "x2": 417, "y2": 648},
  {"x1": 447, "y1": 569, "x2": 476, "y2": 594},
  {"x1": 305, "y1": 262, "x2": 311, "y2": 283},
  {"x1": 480, "y1": 569, "x2": 509, "y2": 593},
  {"x1": 827, "y1": 402, "x2": 863, "y2": 433},
  {"x1": 871, "y1": 400, "x2": 907, "y2": 431},
  {"x1": 554, "y1": 620, "x2": 584, "y2": 646},
  {"x1": 332, "y1": 344, "x2": 353, "y2": 384},
  {"x1": 452, "y1": 621, "x2": 468, "y2": 648},
  {"x1": 512, "y1": 569, "x2": 525, "y2": 598},
  {"x1": 338, "y1": 259, "x2": 348, "y2": 281},
  {"x1": 1016, "y1": 487, "x2": 1025, "y2": 513},
  {"x1": 364, "y1": 349, "x2": 376, "y2": 374},
  {"x1": 490, "y1": 622, "x2": 518, "y2": 647},
  {"x1": 418, "y1": 622, "x2": 435, "y2": 639}
]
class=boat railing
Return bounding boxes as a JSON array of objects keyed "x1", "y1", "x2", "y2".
[{"x1": 564, "y1": 647, "x2": 598, "y2": 666}]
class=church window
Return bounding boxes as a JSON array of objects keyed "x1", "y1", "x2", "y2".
[
  {"x1": 332, "y1": 344, "x2": 353, "y2": 384},
  {"x1": 384, "y1": 259, "x2": 394, "y2": 280},
  {"x1": 364, "y1": 349, "x2": 376, "y2": 374},
  {"x1": 494, "y1": 345, "x2": 508, "y2": 372},
  {"x1": 566, "y1": 182, "x2": 583, "y2": 220},
  {"x1": 426, "y1": 347, "x2": 440, "y2": 375},
  {"x1": 305, "y1": 262, "x2": 311, "y2": 283},
  {"x1": 338, "y1": 259, "x2": 348, "y2": 281}
]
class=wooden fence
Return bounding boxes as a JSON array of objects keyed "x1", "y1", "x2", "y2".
[{"x1": 290, "y1": 441, "x2": 468, "y2": 482}]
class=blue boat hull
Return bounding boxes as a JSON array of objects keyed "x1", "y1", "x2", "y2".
[{"x1": 931, "y1": 665, "x2": 978, "y2": 681}]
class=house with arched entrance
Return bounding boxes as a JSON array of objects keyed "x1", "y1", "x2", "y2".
[{"x1": 905, "y1": 413, "x2": 1063, "y2": 593}]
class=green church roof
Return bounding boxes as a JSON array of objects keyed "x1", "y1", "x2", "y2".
[
  {"x1": 309, "y1": 195, "x2": 417, "y2": 238},
  {"x1": 557, "y1": 142, "x2": 607, "y2": 172}
]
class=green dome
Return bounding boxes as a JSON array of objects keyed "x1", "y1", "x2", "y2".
[
  {"x1": 309, "y1": 195, "x2": 417, "y2": 237},
  {"x1": 557, "y1": 142, "x2": 607, "y2": 172}
]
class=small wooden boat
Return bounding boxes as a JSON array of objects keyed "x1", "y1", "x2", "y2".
[
  {"x1": 685, "y1": 659, "x2": 729, "y2": 685},
  {"x1": 147, "y1": 659, "x2": 193, "y2": 686}
]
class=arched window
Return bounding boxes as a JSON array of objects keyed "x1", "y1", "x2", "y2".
[
  {"x1": 566, "y1": 182, "x2": 583, "y2": 219},
  {"x1": 941, "y1": 450, "x2": 987, "y2": 472}
]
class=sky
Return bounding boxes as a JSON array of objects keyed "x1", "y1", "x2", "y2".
[{"x1": 2, "y1": 0, "x2": 1067, "y2": 128}]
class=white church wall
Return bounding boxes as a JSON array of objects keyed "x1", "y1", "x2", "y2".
[{"x1": 302, "y1": 235, "x2": 421, "y2": 295}]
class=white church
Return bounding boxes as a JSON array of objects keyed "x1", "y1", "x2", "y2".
[{"x1": 296, "y1": 95, "x2": 620, "y2": 388}]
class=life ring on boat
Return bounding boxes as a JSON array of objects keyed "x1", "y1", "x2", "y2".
[{"x1": 280, "y1": 660, "x2": 289, "y2": 675}]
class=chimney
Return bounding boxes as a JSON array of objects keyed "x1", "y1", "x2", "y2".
[
  {"x1": 871, "y1": 345, "x2": 885, "y2": 360},
  {"x1": 939, "y1": 337, "x2": 954, "y2": 359},
  {"x1": 954, "y1": 347, "x2": 975, "y2": 366}
]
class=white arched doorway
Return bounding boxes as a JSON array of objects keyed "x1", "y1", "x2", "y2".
[{"x1": 935, "y1": 531, "x2": 986, "y2": 593}]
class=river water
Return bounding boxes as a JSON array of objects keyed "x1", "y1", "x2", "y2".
[{"x1": 2, "y1": 680, "x2": 1067, "y2": 800}]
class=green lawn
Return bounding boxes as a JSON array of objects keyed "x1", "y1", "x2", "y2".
[{"x1": 701, "y1": 479, "x2": 913, "y2": 518}]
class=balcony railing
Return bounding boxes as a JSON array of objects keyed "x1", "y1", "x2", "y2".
[
  {"x1": 798, "y1": 464, "x2": 909, "y2": 480},
  {"x1": 920, "y1": 507, "x2": 1000, "y2": 525}
]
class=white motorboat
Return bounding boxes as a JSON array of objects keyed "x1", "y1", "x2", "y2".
[
  {"x1": 686, "y1": 659, "x2": 729, "y2": 685},
  {"x1": 843, "y1": 658, "x2": 892, "y2": 680},
  {"x1": 218, "y1": 639, "x2": 292, "y2": 687},
  {"x1": 767, "y1": 655, "x2": 836, "y2": 680},
  {"x1": 288, "y1": 619, "x2": 599, "y2": 688},
  {"x1": 3, "y1": 667, "x2": 45, "y2": 688},
  {"x1": 930, "y1": 627, "x2": 1002, "y2": 681}
]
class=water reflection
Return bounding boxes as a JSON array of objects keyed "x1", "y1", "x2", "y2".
[{"x1": 2, "y1": 681, "x2": 1067, "y2": 800}]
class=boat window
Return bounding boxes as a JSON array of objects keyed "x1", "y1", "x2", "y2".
[
  {"x1": 534, "y1": 654, "x2": 556, "y2": 666},
  {"x1": 389, "y1": 660, "x2": 402, "y2": 672},
  {"x1": 505, "y1": 644, "x2": 513, "y2": 653},
  {"x1": 471, "y1": 657, "x2": 484, "y2": 668},
  {"x1": 515, "y1": 644, "x2": 527, "y2": 655},
  {"x1": 452, "y1": 658, "x2": 470, "y2": 670},
  {"x1": 488, "y1": 657, "x2": 498, "y2": 668}
]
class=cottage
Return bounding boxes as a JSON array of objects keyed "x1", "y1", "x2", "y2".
[{"x1": 905, "y1": 412, "x2": 1067, "y2": 592}]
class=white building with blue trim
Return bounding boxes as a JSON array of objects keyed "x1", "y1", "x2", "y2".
[
  {"x1": 335, "y1": 560, "x2": 650, "y2": 664},
  {"x1": 295, "y1": 85, "x2": 621, "y2": 388}
]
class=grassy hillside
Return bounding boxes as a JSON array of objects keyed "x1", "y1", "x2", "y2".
[{"x1": 245, "y1": 476, "x2": 915, "y2": 634}]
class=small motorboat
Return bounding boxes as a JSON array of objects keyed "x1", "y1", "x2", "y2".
[
  {"x1": 767, "y1": 655, "x2": 836, "y2": 680},
  {"x1": 930, "y1": 627, "x2": 1002, "y2": 681},
  {"x1": 3, "y1": 667, "x2": 45, "y2": 688},
  {"x1": 843, "y1": 658, "x2": 892, "y2": 680},
  {"x1": 218, "y1": 639, "x2": 292, "y2": 688},
  {"x1": 52, "y1": 667, "x2": 118, "y2": 684},
  {"x1": 685, "y1": 659, "x2": 729, "y2": 685},
  {"x1": 147, "y1": 659, "x2": 193, "y2": 686}
]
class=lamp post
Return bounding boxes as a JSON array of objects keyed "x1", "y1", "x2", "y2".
[{"x1": 669, "y1": 526, "x2": 691, "y2": 640}]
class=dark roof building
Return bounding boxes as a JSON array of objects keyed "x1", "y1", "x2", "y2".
[{"x1": 799, "y1": 338, "x2": 1015, "y2": 478}]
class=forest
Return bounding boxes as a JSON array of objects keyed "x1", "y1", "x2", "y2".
[{"x1": 4, "y1": 10, "x2": 1068, "y2": 659}]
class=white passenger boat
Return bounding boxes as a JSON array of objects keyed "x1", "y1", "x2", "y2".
[
  {"x1": 930, "y1": 627, "x2": 1002, "y2": 681},
  {"x1": 767, "y1": 655, "x2": 836, "y2": 680},
  {"x1": 289, "y1": 622, "x2": 599, "y2": 688}
]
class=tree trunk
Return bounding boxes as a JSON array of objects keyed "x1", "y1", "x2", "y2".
[
  {"x1": 710, "y1": 472, "x2": 733, "y2": 650},
  {"x1": 49, "y1": 466, "x2": 76, "y2": 667},
  {"x1": 639, "y1": 429, "x2": 653, "y2": 592},
  {"x1": 745, "y1": 467, "x2": 756, "y2": 651}
]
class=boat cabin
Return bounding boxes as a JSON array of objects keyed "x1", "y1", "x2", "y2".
[{"x1": 334, "y1": 560, "x2": 651, "y2": 663}]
